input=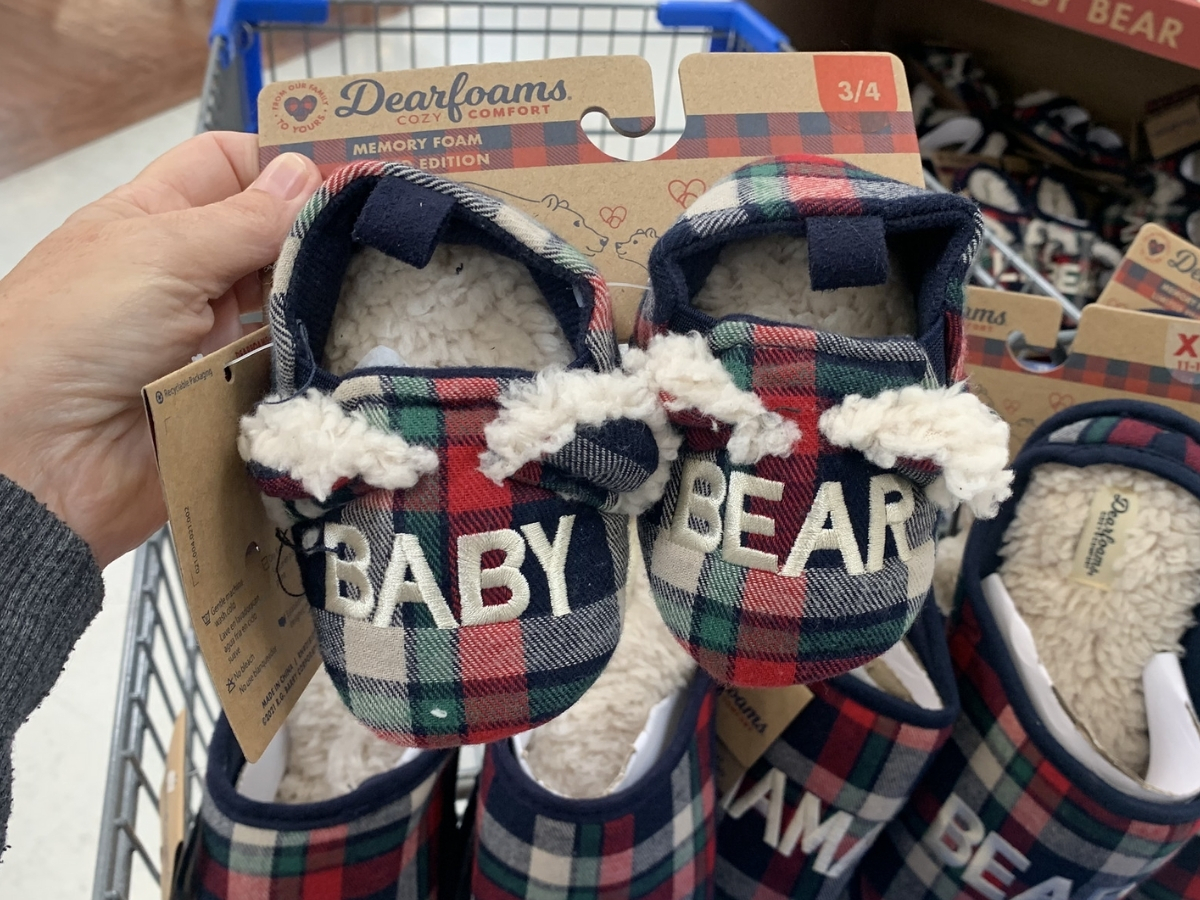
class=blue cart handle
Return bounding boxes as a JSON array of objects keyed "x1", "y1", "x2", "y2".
[
  {"x1": 656, "y1": 1, "x2": 792, "y2": 53},
  {"x1": 210, "y1": 0, "x2": 328, "y2": 62}
]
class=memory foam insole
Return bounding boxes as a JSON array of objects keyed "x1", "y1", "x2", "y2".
[
  {"x1": 324, "y1": 244, "x2": 572, "y2": 373},
  {"x1": 692, "y1": 235, "x2": 917, "y2": 338},
  {"x1": 996, "y1": 462, "x2": 1200, "y2": 775}
]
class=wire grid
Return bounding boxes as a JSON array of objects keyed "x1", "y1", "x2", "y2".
[{"x1": 93, "y1": 530, "x2": 218, "y2": 900}]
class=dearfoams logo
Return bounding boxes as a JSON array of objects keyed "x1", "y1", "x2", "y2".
[
  {"x1": 1069, "y1": 486, "x2": 1138, "y2": 590},
  {"x1": 268, "y1": 81, "x2": 332, "y2": 135},
  {"x1": 335, "y1": 72, "x2": 568, "y2": 127}
]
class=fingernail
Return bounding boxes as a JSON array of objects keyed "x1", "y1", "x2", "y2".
[{"x1": 251, "y1": 153, "x2": 311, "y2": 201}]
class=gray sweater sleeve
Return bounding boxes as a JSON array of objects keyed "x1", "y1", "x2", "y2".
[{"x1": 0, "y1": 475, "x2": 104, "y2": 857}]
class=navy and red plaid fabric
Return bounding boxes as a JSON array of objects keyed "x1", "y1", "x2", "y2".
[
  {"x1": 861, "y1": 400, "x2": 1200, "y2": 900},
  {"x1": 715, "y1": 599, "x2": 959, "y2": 900},
  {"x1": 1043, "y1": 410, "x2": 1200, "y2": 471},
  {"x1": 633, "y1": 155, "x2": 987, "y2": 688},
  {"x1": 242, "y1": 163, "x2": 665, "y2": 748},
  {"x1": 860, "y1": 599, "x2": 1200, "y2": 900},
  {"x1": 1135, "y1": 838, "x2": 1200, "y2": 900},
  {"x1": 469, "y1": 673, "x2": 717, "y2": 900},
  {"x1": 195, "y1": 716, "x2": 458, "y2": 900}
]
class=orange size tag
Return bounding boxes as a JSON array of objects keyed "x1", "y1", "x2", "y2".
[{"x1": 813, "y1": 55, "x2": 899, "y2": 112}]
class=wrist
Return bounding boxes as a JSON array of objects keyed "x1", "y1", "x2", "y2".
[{"x1": 0, "y1": 457, "x2": 69, "y2": 530}]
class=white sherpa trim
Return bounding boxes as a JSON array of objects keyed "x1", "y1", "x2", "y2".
[
  {"x1": 818, "y1": 384, "x2": 1013, "y2": 517},
  {"x1": 479, "y1": 368, "x2": 681, "y2": 514},
  {"x1": 623, "y1": 332, "x2": 801, "y2": 465},
  {"x1": 238, "y1": 389, "x2": 439, "y2": 501}
]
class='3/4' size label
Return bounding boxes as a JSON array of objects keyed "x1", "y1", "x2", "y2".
[{"x1": 1070, "y1": 486, "x2": 1138, "y2": 590}]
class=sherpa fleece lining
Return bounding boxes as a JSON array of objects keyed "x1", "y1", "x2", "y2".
[
  {"x1": 644, "y1": 157, "x2": 982, "y2": 385},
  {"x1": 275, "y1": 173, "x2": 601, "y2": 397},
  {"x1": 485, "y1": 670, "x2": 712, "y2": 823},
  {"x1": 960, "y1": 399, "x2": 1200, "y2": 821}
]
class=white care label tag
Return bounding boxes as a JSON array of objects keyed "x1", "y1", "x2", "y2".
[{"x1": 1070, "y1": 486, "x2": 1139, "y2": 590}]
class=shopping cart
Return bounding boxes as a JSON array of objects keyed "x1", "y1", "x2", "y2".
[{"x1": 91, "y1": 4, "x2": 791, "y2": 899}]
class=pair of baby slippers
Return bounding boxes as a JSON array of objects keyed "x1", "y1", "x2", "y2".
[{"x1": 236, "y1": 153, "x2": 1011, "y2": 751}]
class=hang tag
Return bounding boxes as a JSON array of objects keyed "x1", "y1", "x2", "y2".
[
  {"x1": 160, "y1": 711, "x2": 187, "y2": 900},
  {"x1": 143, "y1": 330, "x2": 318, "y2": 761},
  {"x1": 714, "y1": 684, "x2": 813, "y2": 798},
  {"x1": 1098, "y1": 224, "x2": 1200, "y2": 320},
  {"x1": 258, "y1": 52, "x2": 920, "y2": 338},
  {"x1": 1070, "y1": 486, "x2": 1139, "y2": 590}
]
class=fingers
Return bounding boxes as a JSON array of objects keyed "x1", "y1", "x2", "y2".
[{"x1": 155, "y1": 153, "x2": 323, "y2": 299}]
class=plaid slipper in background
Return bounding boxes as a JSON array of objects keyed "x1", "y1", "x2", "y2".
[
  {"x1": 629, "y1": 154, "x2": 1011, "y2": 688},
  {"x1": 1135, "y1": 838, "x2": 1200, "y2": 900},
  {"x1": 467, "y1": 671, "x2": 717, "y2": 899},
  {"x1": 861, "y1": 400, "x2": 1200, "y2": 900},
  {"x1": 715, "y1": 598, "x2": 958, "y2": 900},
  {"x1": 194, "y1": 715, "x2": 458, "y2": 899},
  {"x1": 238, "y1": 163, "x2": 675, "y2": 748}
]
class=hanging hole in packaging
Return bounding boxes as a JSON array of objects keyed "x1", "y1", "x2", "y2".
[{"x1": 1006, "y1": 330, "x2": 1069, "y2": 373}]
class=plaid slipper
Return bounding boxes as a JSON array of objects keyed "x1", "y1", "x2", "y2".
[
  {"x1": 1134, "y1": 838, "x2": 1200, "y2": 900},
  {"x1": 715, "y1": 597, "x2": 959, "y2": 900},
  {"x1": 468, "y1": 671, "x2": 717, "y2": 899},
  {"x1": 628, "y1": 154, "x2": 1011, "y2": 688},
  {"x1": 194, "y1": 714, "x2": 458, "y2": 899},
  {"x1": 861, "y1": 400, "x2": 1200, "y2": 900},
  {"x1": 239, "y1": 163, "x2": 675, "y2": 748}
]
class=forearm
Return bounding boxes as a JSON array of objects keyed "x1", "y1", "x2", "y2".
[{"x1": 0, "y1": 475, "x2": 105, "y2": 855}]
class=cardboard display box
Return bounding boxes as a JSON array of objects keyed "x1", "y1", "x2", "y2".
[
  {"x1": 965, "y1": 285, "x2": 1200, "y2": 457},
  {"x1": 752, "y1": 0, "x2": 1198, "y2": 151}
]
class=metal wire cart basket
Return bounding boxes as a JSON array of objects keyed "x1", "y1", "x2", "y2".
[{"x1": 91, "y1": 4, "x2": 791, "y2": 898}]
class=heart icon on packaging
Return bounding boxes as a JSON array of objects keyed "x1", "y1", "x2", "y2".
[
  {"x1": 599, "y1": 206, "x2": 627, "y2": 229},
  {"x1": 668, "y1": 178, "x2": 706, "y2": 209},
  {"x1": 284, "y1": 95, "x2": 318, "y2": 123},
  {"x1": 1003, "y1": 399, "x2": 1020, "y2": 414},
  {"x1": 1048, "y1": 392, "x2": 1074, "y2": 411},
  {"x1": 1146, "y1": 237, "x2": 1167, "y2": 260}
]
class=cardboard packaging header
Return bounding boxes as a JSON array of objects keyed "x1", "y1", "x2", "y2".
[
  {"x1": 964, "y1": 284, "x2": 1200, "y2": 457},
  {"x1": 148, "y1": 51, "x2": 921, "y2": 760},
  {"x1": 258, "y1": 52, "x2": 921, "y2": 337},
  {"x1": 1096, "y1": 222, "x2": 1200, "y2": 318}
]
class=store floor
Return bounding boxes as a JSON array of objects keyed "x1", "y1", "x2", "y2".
[
  {"x1": 0, "y1": 0, "x2": 215, "y2": 178},
  {"x1": 0, "y1": 99, "x2": 195, "y2": 898}
]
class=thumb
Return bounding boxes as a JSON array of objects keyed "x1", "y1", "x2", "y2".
[{"x1": 161, "y1": 153, "x2": 323, "y2": 298}]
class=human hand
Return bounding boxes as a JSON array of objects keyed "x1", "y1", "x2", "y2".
[{"x1": 0, "y1": 132, "x2": 323, "y2": 567}]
